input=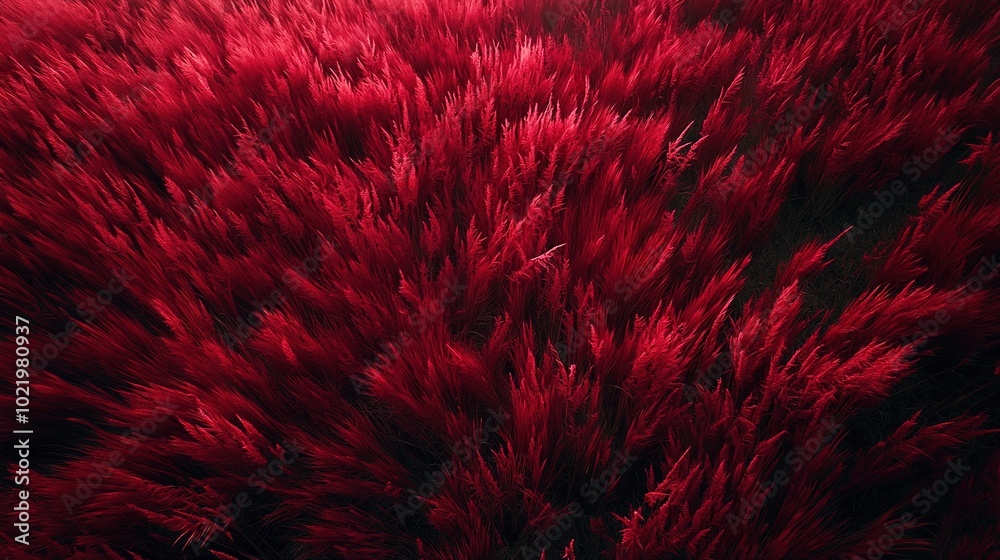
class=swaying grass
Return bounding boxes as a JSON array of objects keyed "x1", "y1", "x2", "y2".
[{"x1": 1, "y1": 0, "x2": 999, "y2": 558}]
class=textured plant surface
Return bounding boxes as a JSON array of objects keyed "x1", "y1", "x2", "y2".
[{"x1": 2, "y1": 0, "x2": 1000, "y2": 558}]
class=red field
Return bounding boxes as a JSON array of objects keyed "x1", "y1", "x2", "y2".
[{"x1": 2, "y1": 0, "x2": 1000, "y2": 558}]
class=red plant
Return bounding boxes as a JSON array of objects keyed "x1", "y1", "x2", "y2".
[{"x1": 1, "y1": 0, "x2": 999, "y2": 558}]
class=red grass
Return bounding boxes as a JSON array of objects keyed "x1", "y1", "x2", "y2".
[{"x1": 1, "y1": 0, "x2": 999, "y2": 558}]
